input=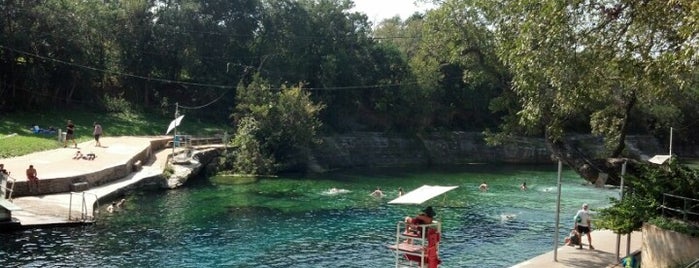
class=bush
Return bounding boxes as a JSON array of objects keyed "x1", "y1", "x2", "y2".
[{"x1": 648, "y1": 217, "x2": 699, "y2": 237}]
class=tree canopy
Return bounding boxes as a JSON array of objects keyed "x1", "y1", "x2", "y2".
[{"x1": 1, "y1": 0, "x2": 698, "y2": 179}]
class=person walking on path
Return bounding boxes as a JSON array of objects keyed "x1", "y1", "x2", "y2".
[
  {"x1": 64, "y1": 120, "x2": 77, "y2": 148},
  {"x1": 26, "y1": 165, "x2": 39, "y2": 193},
  {"x1": 574, "y1": 203, "x2": 594, "y2": 250},
  {"x1": 93, "y1": 122, "x2": 103, "y2": 147}
]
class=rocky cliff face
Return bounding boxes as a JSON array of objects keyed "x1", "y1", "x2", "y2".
[{"x1": 310, "y1": 132, "x2": 665, "y2": 172}]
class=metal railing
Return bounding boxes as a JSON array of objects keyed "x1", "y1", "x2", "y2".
[
  {"x1": 660, "y1": 193, "x2": 699, "y2": 222},
  {"x1": 68, "y1": 191, "x2": 99, "y2": 222},
  {"x1": 1, "y1": 174, "x2": 17, "y2": 201}
]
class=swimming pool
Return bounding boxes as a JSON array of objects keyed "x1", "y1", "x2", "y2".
[{"x1": 0, "y1": 164, "x2": 617, "y2": 267}]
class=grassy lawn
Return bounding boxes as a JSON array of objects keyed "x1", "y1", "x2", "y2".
[{"x1": 0, "y1": 109, "x2": 230, "y2": 158}]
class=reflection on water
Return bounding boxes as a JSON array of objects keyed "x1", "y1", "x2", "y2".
[{"x1": 0, "y1": 164, "x2": 617, "y2": 267}]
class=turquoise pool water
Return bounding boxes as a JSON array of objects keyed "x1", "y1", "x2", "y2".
[{"x1": 0, "y1": 164, "x2": 618, "y2": 267}]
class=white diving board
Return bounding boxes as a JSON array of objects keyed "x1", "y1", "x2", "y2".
[
  {"x1": 648, "y1": 155, "x2": 671, "y2": 165},
  {"x1": 388, "y1": 185, "x2": 458, "y2": 205}
]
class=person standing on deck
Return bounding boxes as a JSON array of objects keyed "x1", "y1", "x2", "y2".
[
  {"x1": 64, "y1": 120, "x2": 77, "y2": 148},
  {"x1": 574, "y1": 203, "x2": 594, "y2": 250},
  {"x1": 93, "y1": 122, "x2": 103, "y2": 147}
]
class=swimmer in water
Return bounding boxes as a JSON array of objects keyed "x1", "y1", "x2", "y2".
[
  {"x1": 479, "y1": 182, "x2": 488, "y2": 192},
  {"x1": 370, "y1": 187, "x2": 385, "y2": 198}
]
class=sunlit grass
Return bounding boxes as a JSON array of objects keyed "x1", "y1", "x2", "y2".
[{"x1": 0, "y1": 109, "x2": 230, "y2": 158}]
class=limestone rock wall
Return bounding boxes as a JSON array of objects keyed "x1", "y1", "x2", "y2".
[
  {"x1": 642, "y1": 223, "x2": 699, "y2": 268},
  {"x1": 311, "y1": 132, "x2": 664, "y2": 170}
]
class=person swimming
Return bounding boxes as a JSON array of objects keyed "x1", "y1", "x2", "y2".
[
  {"x1": 323, "y1": 188, "x2": 350, "y2": 195},
  {"x1": 479, "y1": 182, "x2": 489, "y2": 192},
  {"x1": 370, "y1": 187, "x2": 385, "y2": 198}
]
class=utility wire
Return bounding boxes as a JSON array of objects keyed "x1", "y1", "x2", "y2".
[
  {"x1": 0, "y1": 44, "x2": 418, "y2": 92},
  {"x1": 0, "y1": 44, "x2": 233, "y2": 89}
]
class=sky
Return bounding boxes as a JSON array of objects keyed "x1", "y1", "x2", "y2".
[{"x1": 350, "y1": 0, "x2": 436, "y2": 24}]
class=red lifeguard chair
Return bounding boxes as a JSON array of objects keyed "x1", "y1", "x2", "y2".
[
  {"x1": 386, "y1": 185, "x2": 457, "y2": 268},
  {"x1": 388, "y1": 220, "x2": 442, "y2": 267}
]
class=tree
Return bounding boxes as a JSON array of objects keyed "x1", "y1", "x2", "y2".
[
  {"x1": 407, "y1": 0, "x2": 509, "y2": 131},
  {"x1": 227, "y1": 116, "x2": 274, "y2": 175},
  {"x1": 596, "y1": 159, "x2": 699, "y2": 234},
  {"x1": 228, "y1": 75, "x2": 325, "y2": 174},
  {"x1": 463, "y1": 0, "x2": 699, "y2": 183}
]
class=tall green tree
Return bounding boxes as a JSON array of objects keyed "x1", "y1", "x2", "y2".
[
  {"x1": 228, "y1": 75, "x2": 325, "y2": 173},
  {"x1": 406, "y1": 0, "x2": 509, "y2": 131},
  {"x1": 463, "y1": 0, "x2": 699, "y2": 182},
  {"x1": 0, "y1": 0, "x2": 116, "y2": 108}
]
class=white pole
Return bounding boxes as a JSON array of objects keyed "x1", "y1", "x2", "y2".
[
  {"x1": 171, "y1": 102, "x2": 179, "y2": 162},
  {"x1": 669, "y1": 127, "x2": 673, "y2": 156},
  {"x1": 553, "y1": 160, "x2": 563, "y2": 261},
  {"x1": 615, "y1": 160, "x2": 627, "y2": 260}
]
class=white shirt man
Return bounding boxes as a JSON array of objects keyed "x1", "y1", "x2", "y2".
[{"x1": 574, "y1": 203, "x2": 594, "y2": 250}]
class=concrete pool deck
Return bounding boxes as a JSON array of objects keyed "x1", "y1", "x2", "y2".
[
  {"x1": 1, "y1": 136, "x2": 174, "y2": 228},
  {"x1": 510, "y1": 229, "x2": 642, "y2": 268}
]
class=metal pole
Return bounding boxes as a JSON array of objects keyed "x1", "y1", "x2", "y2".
[
  {"x1": 626, "y1": 234, "x2": 631, "y2": 256},
  {"x1": 669, "y1": 127, "x2": 673, "y2": 156},
  {"x1": 554, "y1": 160, "x2": 563, "y2": 261},
  {"x1": 68, "y1": 193, "x2": 73, "y2": 221},
  {"x1": 615, "y1": 160, "x2": 627, "y2": 260},
  {"x1": 171, "y1": 103, "x2": 179, "y2": 162}
]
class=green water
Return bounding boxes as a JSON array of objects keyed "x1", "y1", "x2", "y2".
[{"x1": 0, "y1": 164, "x2": 618, "y2": 267}]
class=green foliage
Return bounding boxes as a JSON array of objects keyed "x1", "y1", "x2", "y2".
[
  {"x1": 226, "y1": 75, "x2": 325, "y2": 174},
  {"x1": 227, "y1": 117, "x2": 274, "y2": 175},
  {"x1": 162, "y1": 164, "x2": 174, "y2": 178},
  {"x1": 596, "y1": 159, "x2": 699, "y2": 234},
  {"x1": 648, "y1": 216, "x2": 699, "y2": 238},
  {"x1": 0, "y1": 109, "x2": 228, "y2": 158},
  {"x1": 3, "y1": 0, "x2": 698, "y2": 150},
  {"x1": 103, "y1": 93, "x2": 137, "y2": 115},
  {"x1": 465, "y1": 0, "x2": 699, "y2": 152},
  {"x1": 595, "y1": 194, "x2": 657, "y2": 234},
  {"x1": 0, "y1": 135, "x2": 59, "y2": 159}
]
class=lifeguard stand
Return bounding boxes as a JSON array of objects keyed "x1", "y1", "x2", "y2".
[
  {"x1": 386, "y1": 185, "x2": 456, "y2": 268},
  {"x1": 388, "y1": 220, "x2": 442, "y2": 267}
]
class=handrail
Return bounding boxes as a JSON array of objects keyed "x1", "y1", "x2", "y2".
[
  {"x1": 1, "y1": 174, "x2": 17, "y2": 201},
  {"x1": 661, "y1": 193, "x2": 699, "y2": 221},
  {"x1": 68, "y1": 191, "x2": 99, "y2": 222},
  {"x1": 664, "y1": 192, "x2": 699, "y2": 203}
]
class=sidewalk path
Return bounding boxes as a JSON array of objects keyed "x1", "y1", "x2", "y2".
[{"x1": 511, "y1": 229, "x2": 642, "y2": 268}]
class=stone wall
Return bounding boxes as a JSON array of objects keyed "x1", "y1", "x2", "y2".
[
  {"x1": 310, "y1": 132, "x2": 664, "y2": 171},
  {"x1": 642, "y1": 223, "x2": 699, "y2": 267}
]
